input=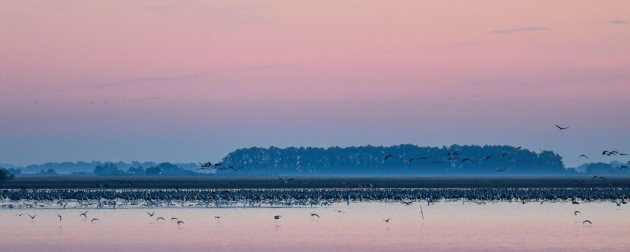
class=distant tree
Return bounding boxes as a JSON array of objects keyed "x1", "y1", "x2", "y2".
[
  {"x1": 93, "y1": 163, "x2": 126, "y2": 176},
  {"x1": 127, "y1": 166, "x2": 145, "y2": 174},
  {"x1": 7, "y1": 168, "x2": 21, "y2": 175},
  {"x1": 0, "y1": 168, "x2": 15, "y2": 184},
  {"x1": 157, "y1": 163, "x2": 193, "y2": 176},
  {"x1": 145, "y1": 167, "x2": 162, "y2": 175},
  {"x1": 585, "y1": 163, "x2": 615, "y2": 175},
  {"x1": 37, "y1": 169, "x2": 57, "y2": 175}
]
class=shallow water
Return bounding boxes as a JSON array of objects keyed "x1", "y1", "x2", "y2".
[{"x1": 1, "y1": 202, "x2": 629, "y2": 252}]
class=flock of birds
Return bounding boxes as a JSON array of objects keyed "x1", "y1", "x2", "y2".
[
  {"x1": 3, "y1": 186, "x2": 630, "y2": 227},
  {"x1": 3, "y1": 124, "x2": 629, "y2": 228},
  {"x1": 193, "y1": 125, "x2": 629, "y2": 175},
  {"x1": 376, "y1": 125, "x2": 629, "y2": 173}
]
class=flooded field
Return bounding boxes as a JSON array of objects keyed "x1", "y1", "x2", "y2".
[{"x1": 1, "y1": 201, "x2": 629, "y2": 252}]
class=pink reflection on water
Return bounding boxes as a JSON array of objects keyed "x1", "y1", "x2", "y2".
[{"x1": 1, "y1": 202, "x2": 629, "y2": 251}]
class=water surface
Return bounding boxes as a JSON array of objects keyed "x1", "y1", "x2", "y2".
[{"x1": 1, "y1": 202, "x2": 629, "y2": 251}]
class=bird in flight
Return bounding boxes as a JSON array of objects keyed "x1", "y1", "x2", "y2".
[
  {"x1": 215, "y1": 216, "x2": 221, "y2": 219},
  {"x1": 311, "y1": 213, "x2": 320, "y2": 218},
  {"x1": 333, "y1": 210, "x2": 346, "y2": 213},
  {"x1": 582, "y1": 220, "x2": 592, "y2": 225},
  {"x1": 28, "y1": 214, "x2": 37, "y2": 220},
  {"x1": 147, "y1": 212, "x2": 155, "y2": 217},
  {"x1": 156, "y1": 217, "x2": 165, "y2": 221},
  {"x1": 483, "y1": 156, "x2": 492, "y2": 161},
  {"x1": 228, "y1": 166, "x2": 245, "y2": 171},
  {"x1": 80, "y1": 211, "x2": 88, "y2": 218},
  {"x1": 384, "y1": 154, "x2": 394, "y2": 160},
  {"x1": 621, "y1": 165, "x2": 629, "y2": 170},
  {"x1": 461, "y1": 158, "x2": 472, "y2": 162},
  {"x1": 177, "y1": 221, "x2": 185, "y2": 225},
  {"x1": 556, "y1": 125, "x2": 569, "y2": 130},
  {"x1": 383, "y1": 218, "x2": 391, "y2": 223},
  {"x1": 578, "y1": 155, "x2": 588, "y2": 159},
  {"x1": 574, "y1": 211, "x2": 580, "y2": 216},
  {"x1": 274, "y1": 215, "x2": 281, "y2": 220},
  {"x1": 514, "y1": 147, "x2": 522, "y2": 152},
  {"x1": 57, "y1": 214, "x2": 62, "y2": 221},
  {"x1": 171, "y1": 218, "x2": 179, "y2": 221},
  {"x1": 406, "y1": 158, "x2": 414, "y2": 164},
  {"x1": 279, "y1": 178, "x2": 293, "y2": 184},
  {"x1": 496, "y1": 153, "x2": 507, "y2": 158},
  {"x1": 91, "y1": 218, "x2": 99, "y2": 223}
]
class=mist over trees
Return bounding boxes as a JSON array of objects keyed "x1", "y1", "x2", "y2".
[
  {"x1": 3, "y1": 144, "x2": 628, "y2": 176},
  {"x1": 17, "y1": 161, "x2": 198, "y2": 174},
  {"x1": 220, "y1": 144, "x2": 570, "y2": 175}
]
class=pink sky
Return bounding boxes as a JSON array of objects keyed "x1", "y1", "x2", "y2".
[{"x1": 0, "y1": 1, "x2": 629, "y2": 166}]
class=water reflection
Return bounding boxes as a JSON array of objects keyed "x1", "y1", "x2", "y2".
[{"x1": 1, "y1": 202, "x2": 629, "y2": 252}]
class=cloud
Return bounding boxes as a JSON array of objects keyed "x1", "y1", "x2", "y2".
[
  {"x1": 492, "y1": 27, "x2": 549, "y2": 34},
  {"x1": 611, "y1": 20, "x2": 627, "y2": 24},
  {"x1": 91, "y1": 75, "x2": 200, "y2": 88}
]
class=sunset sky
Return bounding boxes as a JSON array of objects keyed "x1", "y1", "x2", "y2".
[{"x1": 1, "y1": 1, "x2": 629, "y2": 167}]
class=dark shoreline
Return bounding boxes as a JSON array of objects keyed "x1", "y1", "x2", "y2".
[{"x1": 2, "y1": 176, "x2": 629, "y2": 189}]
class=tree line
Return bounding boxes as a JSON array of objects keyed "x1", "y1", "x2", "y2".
[{"x1": 220, "y1": 144, "x2": 571, "y2": 175}]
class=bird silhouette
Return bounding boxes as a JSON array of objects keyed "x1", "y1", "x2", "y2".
[
  {"x1": 28, "y1": 214, "x2": 37, "y2": 220},
  {"x1": 579, "y1": 155, "x2": 588, "y2": 159},
  {"x1": 274, "y1": 215, "x2": 281, "y2": 220},
  {"x1": 156, "y1": 217, "x2": 165, "y2": 221},
  {"x1": 91, "y1": 218, "x2": 99, "y2": 223},
  {"x1": 582, "y1": 220, "x2": 592, "y2": 225},
  {"x1": 384, "y1": 154, "x2": 394, "y2": 160},
  {"x1": 556, "y1": 125, "x2": 569, "y2": 130},
  {"x1": 514, "y1": 147, "x2": 522, "y2": 152},
  {"x1": 147, "y1": 212, "x2": 155, "y2": 217},
  {"x1": 311, "y1": 213, "x2": 320, "y2": 218},
  {"x1": 574, "y1": 211, "x2": 580, "y2": 216},
  {"x1": 406, "y1": 158, "x2": 414, "y2": 164},
  {"x1": 80, "y1": 211, "x2": 88, "y2": 218},
  {"x1": 177, "y1": 221, "x2": 185, "y2": 225},
  {"x1": 228, "y1": 166, "x2": 245, "y2": 171},
  {"x1": 279, "y1": 178, "x2": 293, "y2": 184},
  {"x1": 383, "y1": 218, "x2": 391, "y2": 223},
  {"x1": 57, "y1": 214, "x2": 62, "y2": 221}
]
